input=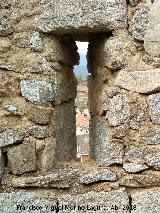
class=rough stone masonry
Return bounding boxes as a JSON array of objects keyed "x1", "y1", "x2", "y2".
[{"x1": 0, "y1": 0, "x2": 160, "y2": 212}]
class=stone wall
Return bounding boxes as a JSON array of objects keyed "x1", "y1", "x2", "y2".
[{"x1": 0, "y1": 0, "x2": 160, "y2": 212}]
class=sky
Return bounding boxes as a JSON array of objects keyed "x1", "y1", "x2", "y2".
[{"x1": 76, "y1": 42, "x2": 88, "y2": 55}]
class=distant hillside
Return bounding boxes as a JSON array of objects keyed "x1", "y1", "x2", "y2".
[{"x1": 74, "y1": 53, "x2": 88, "y2": 77}]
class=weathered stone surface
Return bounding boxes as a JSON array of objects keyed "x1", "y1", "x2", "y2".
[
  {"x1": 120, "y1": 173, "x2": 160, "y2": 187},
  {"x1": 40, "y1": 138, "x2": 56, "y2": 172},
  {"x1": 111, "y1": 124, "x2": 129, "y2": 139},
  {"x1": 0, "y1": 0, "x2": 12, "y2": 10},
  {"x1": 6, "y1": 51, "x2": 44, "y2": 74},
  {"x1": 115, "y1": 70, "x2": 160, "y2": 94},
  {"x1": 0, "y1": 71, "x2": 20, "y2": 97},
  {"x1": 88, "y1": 77, "x2": 109, "y2": 115},
  {"x1": 59, "y1": 188, "x2": 129, "y2": 213},
  {"x1": 12, "y1": 169, "x2": 77, "y2": 188},
  {"x1": 106, "y1": 94, "x2": 130, "y2": 126},
  {"x1": 103, "y1": 31, "x2": 136, "y2": 70},
  {"x1": 123, "y1": 145, "x2": 148, "y2": 173},
  {"x1": 0, "y1": 189, "x2": 129, "y2": 213},
  {"x1": 7, "y1": 141, "x2": 36, "y2": 175},
  {"x1": 147, "y1": 93, "x2": 160, "y2": 124},
  {"x1": 3, "y1": 104, "x2": 18, "y2": 113},
  {"x1": 55, "y1": 101, "x2": 76, "y2": 161},
  {"x1": 27, "y1": 125, "x2": 50, "y2": 139},
  {"x1": 0, "y1": 129, "x2": 24, "y2": 148},
  {"x1": 3, "y1": 104, "x2": 22, "y2": 116},
  {"x1": 51, "y1": 68, "x2": 77, "y2": 104},
  {"x1": 129, "y1": 7, "x2": 149, "y2": 41},
  {"x1": 88, "y1": 31, "x2": 136, "y2": 70},
  {"x1": 140, "y1": 128, "x2": 160, "y2": 144},
  {"x1": 27, "y1": 104, "x2": 53, "y2": 125},
  {"x1": 43, "y1": 36, "x2": 78, "y2": 66},
  {"x1": 130, "y1": 112, "x2": 147, "y2": 130},
  {"x1": 21, "y1": 70, "x2": 76, "y2": 104},
  {"x1": 0, "y1": 192, "x2": 53, "y2": 213},
  {"x1": 124, "y1": 145, "x2": 145, "y2": 164},
  {"x1": 0, "y1": 150, "x2": 4, "y2": 182},
  {"x1": 90, "y1": 116, "x2": 124, "y2": 164},
  {"x1": 107, "y1": 87, "x2": 121, "y2": 98},
  {"x1": 0, "y1": 62, "x2": 9, "y2": 70},
  {"x1": 144, "y1": 1, "x2": 160, "y2": 57},
  {"x1": 0, "y1": 9, "x2": 21, "y2": 36},
  {"x1": 123, "y1": 163, "x2": 148, "y2": 173},
  {"x1": 131, "y1": 190, "x2": 160, "y2": 213},
  {"x1": 20, "y1": 80, "x2": 55, "y2": 103},
  {"x1": 144, "y1": 148, "x2": 160, "y2": 170},
  {"x1": 6, "y1": 36, "x2": 78, "y2": 70},
  {"x1": 129, "y1": 0, "x2": 140, "y2": 6},
  {"x1": 34, "y1": 0, "x2": 127, "y2": 34},
  {"x1": 0, "y1": 37, "x2": 12, "y2": 53},
  {"x1": 79, "y1": 169, "x2": 117, "y2": 184},
  {"x1": 30, "y1": 32, "x2": 43, "y2": 52}
]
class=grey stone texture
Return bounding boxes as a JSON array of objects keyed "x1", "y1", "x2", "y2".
[
  {"x1": 115, "y1": 69, "x2": 160, "y2": 94},
  {"x1": 0, "y1": 9, "x2": 21, "y2": 36},
  {"x1": 79, "y1": 168, "x2": 117, "y2": 184},
  {"x1": 54, "y1": 101, "x2": 76, "y2": 161},
  {"x1": 27, "y1": 125, "x2": 50, "y2": 139},
  {"x1": 131, "y1": 190, "x2": 160, "y2": 213},
  {"x1": 20, "y1": 80, "x2": 55, "y2": 103},
  {"x1": 0, "y1": 62, "x2": 9, "y2": 70},
  {"x1": 12, "y1": 169, "x2": 77, "y2": 188},
  {"x1": 0, "y1": 192, "x2": 53, "y2": 213},
  {"x1": 106, "y1": 94, "x2": 130, "y2": 127},
  {"x1": 90, "y1": 116, "x2": 124, "y2": 164},
  {"x1": 129, "y1": 7, "x2": 149, "y2": 41},
  {"x1": 147, "y1": 93, "x2": 160, "y2": 124},
  {"x1": 3, "y1": 104, "x2": 23, "y2": 116},
  {"x1": 27, "y1": 104, "x2": 53, "y2": 125},
  {"x1": 7, "y1": 141, "x2": 36, "y2": 175},
  {"x1": 103, "y1": 31, "x2": 136, "y2": 70},
  {"x1": 34, "y1": 0, "x2": 127, "y2": 34},
  {"x1": 0, "y1": 129, "x2": 24, "y2": 148},
  {"x1": 140, "y1": 128, "x2": 160, "y2": 144},
  {"x1": 3, "y1": 104, "x2": 18, "y2": 113},
  {"x1": 59, "y1": 188, "x2": 129, "y2": 213},
  {"x1": 30, "y1": 32, "x2": 43, "y2": 52},
  {"x1": 124, "y1": 145, "x2": 145, "y2": 164},
  {"x1": 123, "y1": 163, "x2": 148, "y2": 173},
  {"x1": 21, "y1": 70, "x2": 77, "y2": 105},
  {"x1": 144, "y1": 0, "x2": 160, "y2": 57},
  {"x1": 144, "y1": 148, "x2": 160, "y2": 170}
]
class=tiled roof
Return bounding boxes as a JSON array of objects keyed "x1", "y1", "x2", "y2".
[{"x1": 76, "y1": 113, "x2": 89, "y2": 127}]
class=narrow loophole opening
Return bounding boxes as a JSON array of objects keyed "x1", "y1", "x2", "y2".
[{"x1": 74, "y1": 41, "x2": 90, "y2": 163}]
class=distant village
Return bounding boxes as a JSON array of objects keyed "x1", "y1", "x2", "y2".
[{"x1": 76, "y1": 85, "x2": 90, "y2": 162}]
